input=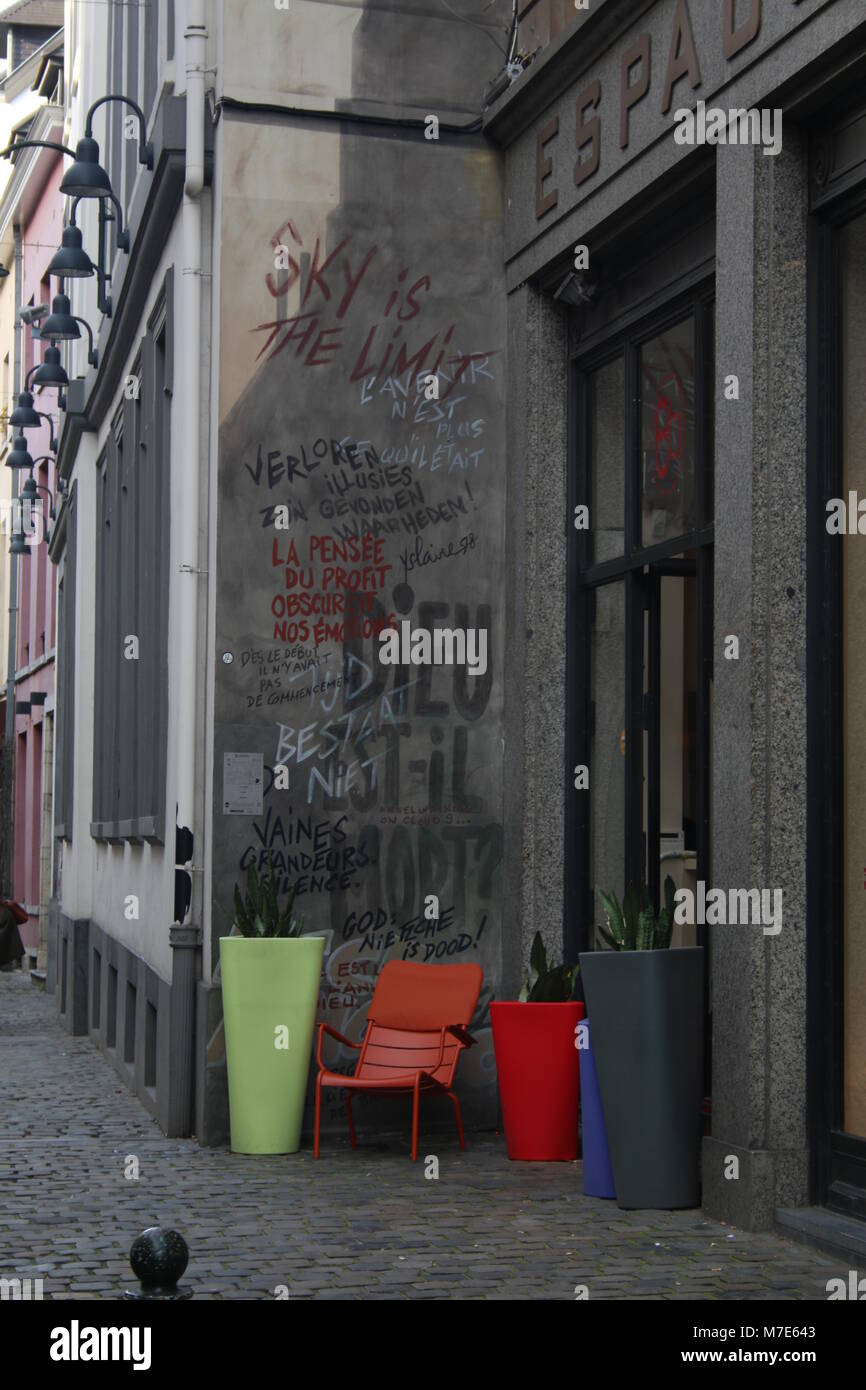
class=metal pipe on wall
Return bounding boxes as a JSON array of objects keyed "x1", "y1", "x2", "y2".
[
  {"x1": 2, "y1": 223, "x2": 23, "y2": 896},
  {"x1": 167, "y1": 0, "x2": 208, "y2": 1137}
]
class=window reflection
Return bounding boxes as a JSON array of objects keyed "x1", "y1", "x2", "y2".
[{"x1": 641, "y1": 318, "x2": 695, "y2": 546}]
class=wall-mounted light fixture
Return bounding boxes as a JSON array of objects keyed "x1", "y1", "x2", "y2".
[
  {"x1": 59, "y1": 96, "x2": 153, "y2": 201},
  {"x1": 6, "y1": 434, "x2": 34, "y2": 470},
  {"x1": 41, "y1": 294, "x2": 98, "y2": 367},
  {"x1": 2, "y1": 93, "x2": 154, "y2": 377},
  {"x1": 30, "y1": 345, "x2": 69, "y2": 390}
]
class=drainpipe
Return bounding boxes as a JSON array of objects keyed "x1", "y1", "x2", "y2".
[
  {"x1": 3, "y1": 224, "x2": 23, "y2": 896},
  {"x1": 167, "y1": 0, "x2": 207, "y2": 1137}
]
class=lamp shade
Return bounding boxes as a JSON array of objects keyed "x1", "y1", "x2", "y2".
[
  {"x1": 59, "y1": 136, "x2": 113, "y2": 199},
  {"x1": 32, "y1": 346, "x2": 69, "y2": 388},
  {"x1": 10, "y1": 532, "x2": 29, "y2": 557},
  {"x1": 7, "y1": 434, "x2": 33, "y2": 469},
  {"x1": 10, "y1": 391, "x2": 41, "y2": 428},
  {"x1": 48, "y1": 225, "x2": 94, "y2": 279},
  {"x1": 41, "y1": 294, "x2": 80, "y2": 342}
]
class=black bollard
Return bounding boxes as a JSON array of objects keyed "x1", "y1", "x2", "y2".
[{"x1": 123, "y1": 1227, "x2": 193, "y2": 1300}]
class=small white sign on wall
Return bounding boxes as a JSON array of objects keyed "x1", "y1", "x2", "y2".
[{"x1": 223, "y1": 752, "x2": 263, "y2": 815}]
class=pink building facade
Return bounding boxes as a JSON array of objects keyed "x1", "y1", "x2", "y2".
[{"x1": 10, "y1": 140, "x2": 62, "y2": 957}]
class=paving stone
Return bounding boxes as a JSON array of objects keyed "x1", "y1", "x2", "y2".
[{"x1": 0, "y1": 970, "x2": 842, "y2": 1301}]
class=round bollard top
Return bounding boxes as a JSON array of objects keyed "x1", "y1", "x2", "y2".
[{"x1": 129, "y1": 1227, "x2": 189, "y2": 1291}]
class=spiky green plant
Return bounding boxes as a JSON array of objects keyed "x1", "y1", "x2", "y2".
[
  {"x1": 229, "y1": 854, "x2": 303, "y2": 939},
  {"x1": 597, "y1": 874, "x2": 676, "y2": 951},
  {"x1": 519, "y1": 931, "x2": 580, "y2": 1002}
]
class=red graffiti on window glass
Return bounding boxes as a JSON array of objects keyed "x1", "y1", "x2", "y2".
[{"x1": 652, "y1": 370, "x2": 684, "y2": 495}]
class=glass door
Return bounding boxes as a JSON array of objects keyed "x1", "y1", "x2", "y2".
[
  {"x1": 641, "y1": 561, "x2": 700, "y2": 945},
  {"x1": 569, "y1": 287, "x2": 715, "y2": 1098}
]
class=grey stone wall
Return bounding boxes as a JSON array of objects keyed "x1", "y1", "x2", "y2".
[
  {"x1": 503, "y1": 284, "x2": 569, "y2": 997},
  {"x1": 207, "y1": 16, "x2": 509, "y2": 1138},
  {"x1": 702, "y1": 129, "x2": 809, "y2": 1229}
]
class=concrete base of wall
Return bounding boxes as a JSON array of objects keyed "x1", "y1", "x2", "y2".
[
  {"x1": 52, "y1": 902, "x2": 195, "y2": 1137},
  {"x1": 45, "y1": 899, "x2": 58, "y2": 994},
  {"x1": 196, "y1": 979, "x2": 229, "y2": 1147},
  {"x1": 55, "y1": 908, "x2": 89, "y2": 1035},
  {"x1": 702, "y1": 1136, "x2": 810, "y2": 1231}
]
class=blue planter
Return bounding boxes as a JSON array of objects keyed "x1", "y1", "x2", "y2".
[{"x1": 577, "y1": 1019, "x2": 616, "y2": 1199}]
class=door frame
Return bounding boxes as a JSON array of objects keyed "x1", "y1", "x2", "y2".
[
  {"x1": 807, "y1": 161, "x2": 866, "y2": 1218},
  {"x1": 565, "y1": 283, "x2": 715, "y2": 970}
]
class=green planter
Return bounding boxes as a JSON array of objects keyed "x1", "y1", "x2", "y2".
[{"x1": 220, "y1": 934, "x2": 324, "y2": 1154}]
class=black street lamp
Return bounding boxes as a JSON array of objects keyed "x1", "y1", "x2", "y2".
[
  {"x1": 2, "y1": 93, "x2": 153, "y2": 370},
  {"x1": 6, "y1": 434, "x2": 33, "y2": 470},
  {"x1": 60, "y1": 95, "x2": 153, "y2": 201},
  {"x1": 9, "y1": 529, "x2": 29, "y2": 557},
  {"x1": 0, "y1": 136, "x2": 76, "y2": 162},
  {"x1": 41, "y1": 294, "x2": 98, "y2": 367},
  {"x1": 28, "y1": 348, "x2": 69, "y2": 390},
  {"x1": 9, "y1": 392, "x2": 41, "y2": 428},
  {"x1": 20, "y1": 473, "x2": 56, "y2": 542},
  {"x1": 58, "y1": 136, "x2": 113, "y2": 198},
  {"x1": 48, "y1": 225, "x2": 94, "y2": 279}
]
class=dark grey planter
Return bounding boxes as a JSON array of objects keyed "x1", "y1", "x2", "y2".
[{"x1": 578, "y1": 947, "x2": 704, "y2": 1210}]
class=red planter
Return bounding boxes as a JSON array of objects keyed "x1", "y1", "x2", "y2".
[{"x1": 490, "y1": 1000, "x2": 586, "y2": 1160}]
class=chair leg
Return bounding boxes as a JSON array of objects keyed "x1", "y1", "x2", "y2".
[
  {"x1": 411, "y1": 1078, "x2": 420, "y2": 1161},
  {"x1": 314, "y1": 1074, "x2": 323, "y2": 1159},
  {"x1": 345, "y1": 1094, "x2": 356, "y2": 1148},
  {"x1": 449, "y1": 1091, "x2": 466, "y2": 1150}
]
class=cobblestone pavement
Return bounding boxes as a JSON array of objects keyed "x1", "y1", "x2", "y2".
[{"x1": 0, "y1": 970, "x2": 842, "y2": 1301}]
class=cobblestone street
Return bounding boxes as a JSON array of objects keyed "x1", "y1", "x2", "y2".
[{"x1": 0, "y1": 972, "x2": 842, "y2": 1301}]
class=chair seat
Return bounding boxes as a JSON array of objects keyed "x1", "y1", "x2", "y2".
[{"x1": 318, "y1": 1068, "x2": 443, "y2": 1092}]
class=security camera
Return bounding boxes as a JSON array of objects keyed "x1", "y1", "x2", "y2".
[
  {"x1": 553, "y1": 272, "x2": 597, "y2": 308},
  {"x1": 19, "y1": 304, "x2": 48, "y2": 325}
]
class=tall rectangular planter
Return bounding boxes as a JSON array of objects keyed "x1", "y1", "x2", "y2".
[{"x1": 579, "y1": 948, "x2": 704, "y2": 1209}]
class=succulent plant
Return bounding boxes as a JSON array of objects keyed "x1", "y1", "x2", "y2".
[
  {"x1": 230, "y1": 855, "x2": 303, "y2": 939},
  {"x1": 597, "y1": 874, "x2": 676, "y2": 951},
  {"x1": 519, "y1": 931, "x2": 580, "y2": 1002}
]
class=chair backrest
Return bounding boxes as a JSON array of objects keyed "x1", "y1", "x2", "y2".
[
  {"x1": 356, "y1": 961, "x2": 482, "y2": 1087},
  {"x1": 367, "y1": 960, "x2": 482, "y2": 1030}
]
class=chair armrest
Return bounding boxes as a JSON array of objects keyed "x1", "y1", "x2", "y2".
[
  {"x1": 316, "y1": 1021, "x2": 362, "y2": 1070},
  {"x1": 427, "y1": 1022, "x2": 479, "y2": 1074}
]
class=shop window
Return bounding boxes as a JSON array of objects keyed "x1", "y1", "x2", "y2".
[
  {"x1": 640, "y1": 318, "x2": 695, "y2": 547},
  {"x1": 588, "y1": 356, "x2": 625, "y2": 563},
  {"x1": 570, "y1": 288, "x2": 714, "y2": 946}
]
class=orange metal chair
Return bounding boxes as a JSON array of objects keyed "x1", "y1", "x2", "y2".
[{"x1": 313, "y1": 959, "x2": 482, "y2": 1161}]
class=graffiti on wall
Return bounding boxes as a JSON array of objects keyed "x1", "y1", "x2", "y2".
[{"x1": 215, "y1": 192, "x2": 505, "y2": 1125}]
